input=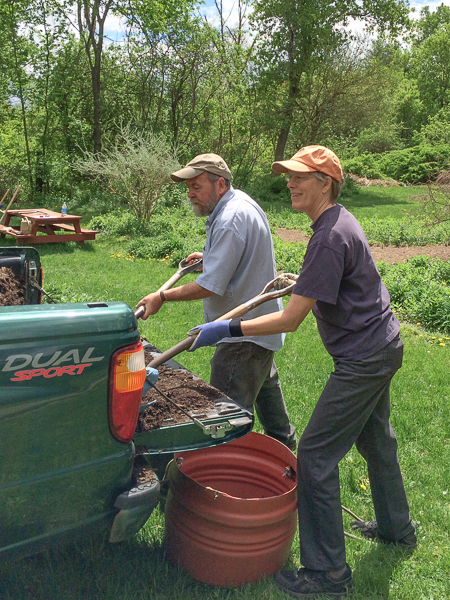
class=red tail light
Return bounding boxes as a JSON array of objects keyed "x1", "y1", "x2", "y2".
[{"x1": 109, "y1": 341, "x2": 146, "y2": 442}]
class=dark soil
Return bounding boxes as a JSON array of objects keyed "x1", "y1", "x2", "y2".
[
  {"x1": 276, "y1": 228, "x2": 450, "y2": 264},
  {"x1": 132, "y1": 457, "x2": 157, "y2": 485},
  {"x1": 138, "y1": 363, "x2": 220, "y2": 431},
  {"x1": 0, "y1": 267, "x2": 26, "y2": 306}
]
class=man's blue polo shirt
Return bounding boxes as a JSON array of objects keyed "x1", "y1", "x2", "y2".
[{"x1": 196, "y1": 186, "x2": 284, "y2": 351}]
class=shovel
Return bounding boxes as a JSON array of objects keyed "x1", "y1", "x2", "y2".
[
  {"x1": 147, "y1": 273, "x2": 298, "y2": 369},
  {"x1": 0, "y1": 186, "x2": 21, "y2": 225},
  {"x1": 134, "y1": 256, "x2": 203, "y2": 319}
]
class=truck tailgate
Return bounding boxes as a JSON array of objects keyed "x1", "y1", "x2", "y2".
[
  {"x1": 134, "y1": 341, "x2": 253, "y2": 454},
  {"x1": 0, "y1": 302, "x2": 140, "y2": 555}
]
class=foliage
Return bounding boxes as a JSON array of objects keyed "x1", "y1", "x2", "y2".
[
  {"x1": 89, "y1": 211, "x2": 154, "y2": 237},
  {"x1": 250, "y1": 0, "x2": 409, "y2": 161},
  {"x1": 3, "y1": 0, "x2": 450, "y2": 199},
  {"x1": 414, "y1": 105, "x2": 450, "y2": 145},
  {"x1": 73, "y1": 126, "x2": 180, "y2": 220},
  {"x1": 342, "y1": 143, "x2": 450, "y2": 183},
  {"x1": 243, "y1": 174, "x2": 291, "y2": 204},
  {"x1": 89, "y1": 202, "x2": 206, "y2": 266},
  {"x1": 409, "y1": 22, "x2": 450, "y2": 121},
  {"x1": 272, "y1": 236, "x2": 307, "y2": 273},
  {"x1": 352, "y1": 122, "x2": 405, "y2": 155},
  {"x1": 415, "y1": 183, "x2": 450, "y2": 234},
  {"x1": 379, "y1": 256, "x2": 450, "y2": 333},
  {"x1": 358, "y1": 216, "x2": 450, "y2": 246}
]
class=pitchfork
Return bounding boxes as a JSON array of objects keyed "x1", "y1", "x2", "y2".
[{"x1": 146, "y1": 273, "x2": 299, "y2": 369}]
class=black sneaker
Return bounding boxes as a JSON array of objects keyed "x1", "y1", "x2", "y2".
[
  {"x1": 274, "y1": 564, "x2": 353, "y2": 598},
  {"x1": 287, "y1": 441, "x2": 298, "y2": 453},
  {"x1": 351, "y1": 520, "x2": 417, "y2": 550}
]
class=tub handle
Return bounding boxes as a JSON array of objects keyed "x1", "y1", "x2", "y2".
[{"x1": 282, "y1": 466, "x2": 296, "y2": 480}]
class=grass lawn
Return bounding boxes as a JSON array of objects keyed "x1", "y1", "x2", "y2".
[
  {"x1": 0, "y1": 231, "x2": 448, "y2": 600},
  {"x1": 0, "y1": 184, "x2": 449, "y2": 599},
  {"x1": 339, "y1": 185, "x2": 426, "y2": 221}
]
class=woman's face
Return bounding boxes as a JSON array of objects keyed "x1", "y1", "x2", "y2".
[{"x1": 286, "y1": 171, "x2": 330, "y2": 219}]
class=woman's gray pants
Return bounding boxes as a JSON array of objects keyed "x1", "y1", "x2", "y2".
[{"x1": 297, "y1": 334, "x2": 414, "y2": 570}]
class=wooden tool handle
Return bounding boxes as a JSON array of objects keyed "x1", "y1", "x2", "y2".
[
  {"x1": 147, "y1": 337, "x2": 193, "y2": 369},
  {"x1": 134, "y1": 306, "x2": 145, "y2": 319},
  {"x1": 157, "y1": 272, "x2": 182, "y2": 292},
  {"x1": 0, "y1": 185, "x2": 20, "y2": 225},
  {"x1": 215, "y1": 303, "x2": 250, "y2": 321}
]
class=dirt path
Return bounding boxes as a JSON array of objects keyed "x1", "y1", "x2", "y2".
[{"x1": 276, "y1": 228, "x2": 450, "y2": 264}]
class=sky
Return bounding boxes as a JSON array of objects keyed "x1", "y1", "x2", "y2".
[
  {"x1": 198, "y1": 0, "x2": 450, "y2": 23},
  {"x1": 103, "y1": 0, "x2": 450, "y2": 42}
]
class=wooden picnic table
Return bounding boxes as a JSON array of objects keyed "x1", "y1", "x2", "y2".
[{"x1": 0, "y1": 208, "x2": 98, "y2": 245}]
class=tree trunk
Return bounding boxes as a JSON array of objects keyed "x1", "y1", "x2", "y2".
[
  {"x1": 8, "y1": 4, "x2": 33, "y2": 194},
  {"x1": 91, "y1": 52, "x2": 102, "y2": 154},
  {"x1": 77, "y1": 0, "x2": 111, "y2": 155},
  {"x1": 274, "y1": 121, "x2": 292, "y2": 162}
]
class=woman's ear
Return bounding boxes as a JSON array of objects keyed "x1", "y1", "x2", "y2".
[{"x1": 322, "y1": 175, "x2": 332, "y2": 194}]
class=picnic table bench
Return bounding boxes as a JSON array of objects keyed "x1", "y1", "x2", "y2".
[{"x1": 0, "y1": 208, "x2": 98, "y2": 245}]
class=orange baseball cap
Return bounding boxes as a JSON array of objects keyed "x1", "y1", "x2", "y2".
[{"x1": 272, "y1": 145, "x2": 343, "y2": 182}]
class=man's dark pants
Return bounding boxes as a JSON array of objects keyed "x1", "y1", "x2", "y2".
[{"x1": 210, "y1": 341, "x2": 297, "y2": 449}]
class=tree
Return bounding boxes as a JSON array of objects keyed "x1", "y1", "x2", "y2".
[
  {"x1": 68, "y1": 0, "x2": 196, "y2": 155},
  {"x1": 0, "y1": 0, "x2": 34, "y2": 191},
  {"x1": 410, "y1": 24, "x2": 450, "y2": 116},
  {"x1": 73, "y1": 125, "x2": 179, "y2": 219},
  {"x1": 250, "y1": 0, "x2": 410, "y2": 161}
]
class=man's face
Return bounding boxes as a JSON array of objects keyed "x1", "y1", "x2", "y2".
[{"x1": 186, "y1": 172, "x2": 221, "y2": 217}]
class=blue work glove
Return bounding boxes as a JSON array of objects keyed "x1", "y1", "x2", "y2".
[
  {"x1": 187, "y1": 320, "x2": 232, "y2": 351},
  {"x1": 143, "y1": 366, "x2": 159, "y2": 395}
]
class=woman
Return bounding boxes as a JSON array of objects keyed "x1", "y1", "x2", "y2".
[{"x1": 187, "y1": 145, "x2": 415, "y2": 599}]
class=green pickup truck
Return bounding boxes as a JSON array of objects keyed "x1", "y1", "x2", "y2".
[{"x1": 0, "y1": 247, "x2": 253, "y2": 559}]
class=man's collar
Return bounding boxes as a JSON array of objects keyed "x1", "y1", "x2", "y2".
[{"x1": 206, "y1": 185, "x2": 234, "y2": 224}]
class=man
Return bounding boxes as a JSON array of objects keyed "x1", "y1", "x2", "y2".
[
  {"x1": 136, "y1": 153, "x2": 296, "y2": 451},
  {"x1": 187, "y1": 146, "x2": 415, "y2": 599}
]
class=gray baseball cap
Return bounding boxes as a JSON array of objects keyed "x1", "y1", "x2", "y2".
[{"x1": 171, "y1": 153, "x2": 232, "y2": 182}]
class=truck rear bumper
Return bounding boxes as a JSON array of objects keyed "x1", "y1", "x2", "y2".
[{"x1": 109, "y1": 474, "x2": 160, "y2": 543}]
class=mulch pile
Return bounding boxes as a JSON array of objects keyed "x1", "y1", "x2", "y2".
[
  {"x1": 138, "y1": 363, "x2": 220, "y2": 431},
  {"x1": 347, "y1": 174, "x2": 400, "y2": 187},
  {"x1": 0, "y1": 267, "x2": 26, "y2": 306}
]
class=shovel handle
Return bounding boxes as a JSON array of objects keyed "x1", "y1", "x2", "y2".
[
  {"x1": 147, "y1": 337, "x2": 193, "y2": 369},
  {"x1": 157, "y1": 272, "x2": 182, "y2": 292},
  {"x1": 145, "y1": 275, "x2": 297, "y2": 366},
  {"x1": 0, "y1": 185, "x2": 20, "y2": 225},
  {"x1": 158, "y1": 257, "x2": 203, "y2": 292},
  {"x1": 135, "y1": 257, "x2": 203, "y2": 319},
  {"x1": 134, "y1": 306, "x2": 145, "y2": 320},
  {"x1": 217, "y1": 282, "x2": 296, "y2": 321}
]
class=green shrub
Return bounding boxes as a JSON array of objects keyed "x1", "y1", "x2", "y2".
[
  {"x1": 343, "y1": 143, "x2": 450, "y2": 183},
  {"x1": 88, "y1": 211, "x2": 153, "y2": 236},
  {"x1": 272, "y1": 237, "x2": 307, "y2": 274},
  {"x1": 379, "y1": 255, "x2": 450, "y2": 333},
  {"x1": 340, "y1": 176, "x2": 359, "y2": 198},
  {"x1": 242, "y1": 174, "x2": 291, "y2": 204},
  {"x1": 359, "y1": 217, "x2": 450, "y2": 246},
  {"x1": 343, "y1": 153, "x2": 383, "y2": 179},
  {"x1": 73, "y1": 125, "x2": 179, "y2": 220},
  {"x1": 265, "y1": 207, "x2": 311, "y2": 231}
]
